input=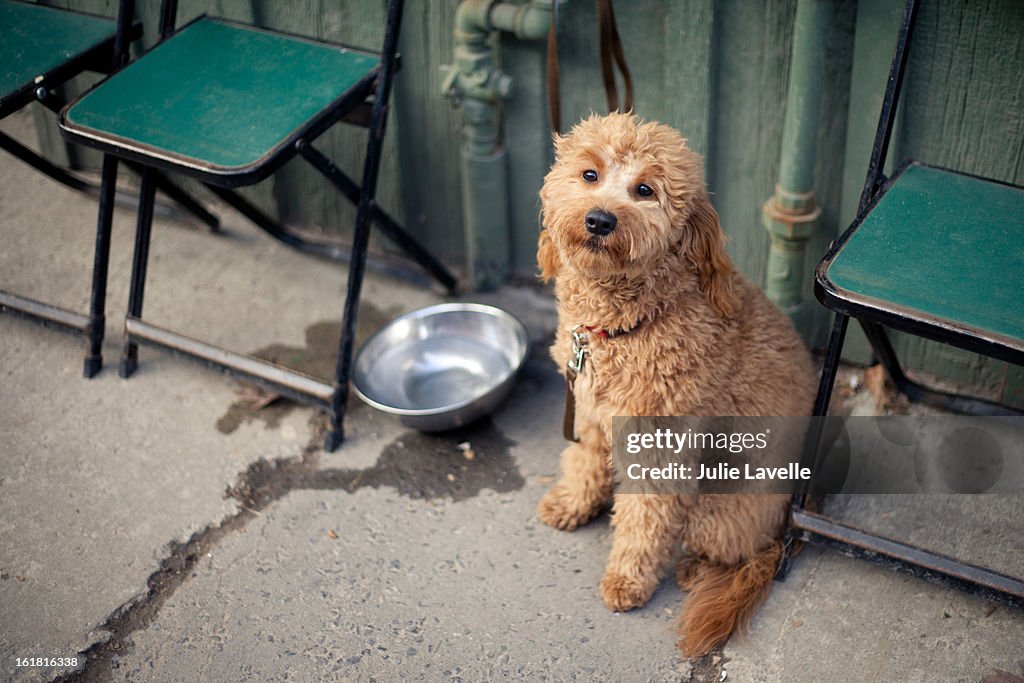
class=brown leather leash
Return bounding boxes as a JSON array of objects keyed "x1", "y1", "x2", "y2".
[
  {"x1": 596, "y1": 0, "x2": 633, "y2": 116},
  {"x1": 546, "y1": 1, "x2": 562, "y2": 133},
  {"x1": 546, "y1": 0, "x2": 635, "y2": 133}
]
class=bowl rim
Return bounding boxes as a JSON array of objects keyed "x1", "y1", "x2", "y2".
[{"x1": 352, "y1": 302, "x2": 530, "y2": 417}]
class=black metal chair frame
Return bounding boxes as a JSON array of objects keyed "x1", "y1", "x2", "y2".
[
  {"x1": 0, "y1": 0, "x2": 225, "y2": 376},
  {"x1": 58, "y1": 0, "x2": 458, "y2": 451},
  {"x1": 782, "y1": 0, "x2": 1024, "y2": 610}
]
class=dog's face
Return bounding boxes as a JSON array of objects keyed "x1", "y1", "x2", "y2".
[{"x1": 539, "y1": 113, "x2": 736, "y2": 316}]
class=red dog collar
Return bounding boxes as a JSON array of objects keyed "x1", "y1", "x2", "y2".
[{"x1": 583, "y1": 317, "x2": 647, "y2": 339}]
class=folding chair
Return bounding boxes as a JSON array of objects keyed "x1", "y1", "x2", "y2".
[
  {"x1": 0, "y1": 0, "x2": 220, "y2": 376},
  {"x1": 58, "y1": 0, "x2": 458, "y2": 451},
  {"x1": 785, "y1": 0, "x2": 1024, "y2": 607}
]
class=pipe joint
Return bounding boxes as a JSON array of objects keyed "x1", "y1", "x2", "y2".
[
  {"x1": 762, "y1": 190, "x2": 821, "y2": 242},
  {"x1": 489, "y1": 0, "x2": 559, "y2": 40},
  {"x1": 454, "y1": 0, "x2": 499, "y2": 44},
  {"x1": 441, "y1": 60, "x2": 513, "y2": 106},
  {"x1": 443, "y1": 0, "x2": 522, "y2": 106}
]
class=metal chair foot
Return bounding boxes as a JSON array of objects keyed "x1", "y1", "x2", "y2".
[
  {"x1": 83, "y1": 355, "x2": 102, "y2": 378},
  {"x1": 323, "y1": 425, "x2": 344, "y2": 452},
  {"x1": 119, "y1": 350, "x2": 138, "y2": 378}
]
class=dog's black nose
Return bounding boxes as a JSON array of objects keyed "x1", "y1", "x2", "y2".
[{"x1": 585, "y1": 209, "x2": 617, "y2": 236}]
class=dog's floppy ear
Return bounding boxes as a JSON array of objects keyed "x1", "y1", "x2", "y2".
[
  {"x1": 537, "y1": 227, "x2": 561, "y2": 282},
  {"x1": 551, "y1": 132, "x2": 569, "y2": 162},
  {"x1": 536, "y1": 131, "x2": 568, "y2": 282},
  {"x1": 685, "y1": 195, "x2": 739, "y2": 318}
]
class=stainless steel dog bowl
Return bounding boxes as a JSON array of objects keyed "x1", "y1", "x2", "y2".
[{"x1": 353, "y1": 303, "x2": 529, "y2": 431}]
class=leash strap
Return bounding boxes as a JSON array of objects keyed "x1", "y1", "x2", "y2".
[
  {"x1": 546, "y1": 0, "x2": 635, "y2": 134},
  {"x1": 563, "y1": 372, "x2": 578, "y2": 441},
  {"x1": 596, "y1": 0, "x2": 634, "y2": 114},
  {"x1": 546, "y1": 0, "x2": 561, "y2": 133}
]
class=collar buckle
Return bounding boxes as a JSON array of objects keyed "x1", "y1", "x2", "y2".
[{"x1": 568, "y1": 324, "x2": 590, "y2": 376}]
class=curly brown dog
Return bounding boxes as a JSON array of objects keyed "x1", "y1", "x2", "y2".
[{"x1": 537, "y1": 112, "x2": 816, "y2": 656}]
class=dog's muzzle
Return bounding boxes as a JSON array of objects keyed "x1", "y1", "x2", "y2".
[{"x1": 585, "y1": 209, "x2": 617, "y2": 236}]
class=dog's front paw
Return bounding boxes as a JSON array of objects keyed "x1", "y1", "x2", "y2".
[
  {"x1": 537, "y1": 484, "x2": 601, "y2": 531},
  {"x1": 600, "y1": 572, "x2": 652, "y2": 612}
]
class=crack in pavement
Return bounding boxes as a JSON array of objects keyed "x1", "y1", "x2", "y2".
[
  {"x1": 54, "y1": 418, "x2": 325, "y2": 683},
  {"x1": 58, "y1": 415, "x2": 523, "y2": 681}
]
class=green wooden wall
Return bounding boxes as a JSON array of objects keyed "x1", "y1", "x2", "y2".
[{"x1": 30, "y1": 0, "x2": 1024, "y2": 404}]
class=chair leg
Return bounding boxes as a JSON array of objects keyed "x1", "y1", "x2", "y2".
[
  {"x1": 778, "y1": 313, "x2": 850, "y2": 580},
  {"x1": 120, "y1": 167, "x2": 158, "y2": 378},
  {"x1": 859, "y1": 320, "x2": 1022, "y2": 416},
  {"x1": 813, "y1": 315, "x2": 850, "y2": 418},
  {"x1": 798, "y1": 313, "x2": 849, "y2": 503},
  {"x1": 203, "y1": 180, "x2": 453, "y2": 290},
  {"x1": 323, "y1": 0, "x2": 404, "y2": 451},
  {"x1": 324, "y1": 177, "x2": 378, "y2": 451},
  {"x1": 324, "y1": 266, "x2": 364, "y2": 452},
  {"x1": 83, "y1": 155, "x2": 120, "y2": 377}
]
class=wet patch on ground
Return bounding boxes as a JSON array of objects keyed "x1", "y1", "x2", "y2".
[
  {"x1": 215, "y1": 302, "x2": 402, "y2": 435},
  {"x1": 228, "y1": 418, "x2": 523, "y2": 506},
  {"x1": 305, "y1": 420, "x2": 523, "y2": 501}
]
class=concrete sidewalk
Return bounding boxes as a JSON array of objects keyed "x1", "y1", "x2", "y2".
[{"x1": 2, "y1": 108, "x2": 1022, "y2": 682}]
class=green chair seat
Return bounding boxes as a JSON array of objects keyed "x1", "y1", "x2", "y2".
[
  {"x1": 61, "y1": 17, "x2": 379, "y2": 180},
  {"x1": 0, "y1": 0, "x2": 118, "y2": 116},
  {"x1": 822, "y1": 162, "x2": 1024, "y2": 350}
]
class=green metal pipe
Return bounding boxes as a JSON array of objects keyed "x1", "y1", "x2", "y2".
[
  {"x1": 779, "y1": 0, "x2": 831, "y2": 203},
  {"x1": 445, "y1": 0, "x2": 561, "y2": 289},
  {"x1": 462, "y1": 146, "x2": 511, "y2": 290},
  {"x1": 763, "y1": 0, "x2": 832, "y2": 329},
  {"x1": 461, "y1": 95, "x2": 509, "y2": 289}
]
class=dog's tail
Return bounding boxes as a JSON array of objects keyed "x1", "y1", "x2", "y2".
[{"x1": 677, "y1": 541, "x2": 783, "y2": 657}]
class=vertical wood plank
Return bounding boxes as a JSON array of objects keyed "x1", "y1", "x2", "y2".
[
  {"x1": 662, "y1": 0, "x2": 713, "y2": 157},
  {"x1": 706, "y1": 0, "x2": 795, "y2": 288},
  {"x1": 503, "y1": 31, "x2": 554, "y2": 276},
  {"x1": 392, "y1": 0, "x2": 464, "y2": 261},
  {"x1": 899, "y1": 0, "x2": 1024, "y2": 184}
]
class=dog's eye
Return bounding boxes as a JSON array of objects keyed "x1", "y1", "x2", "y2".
[
  {"x1": 637, "y1": 183, "x2": 654, "y2": 197},
  {"x1": 582, "y1": 170, "x2": 599, "y2": 183}
]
